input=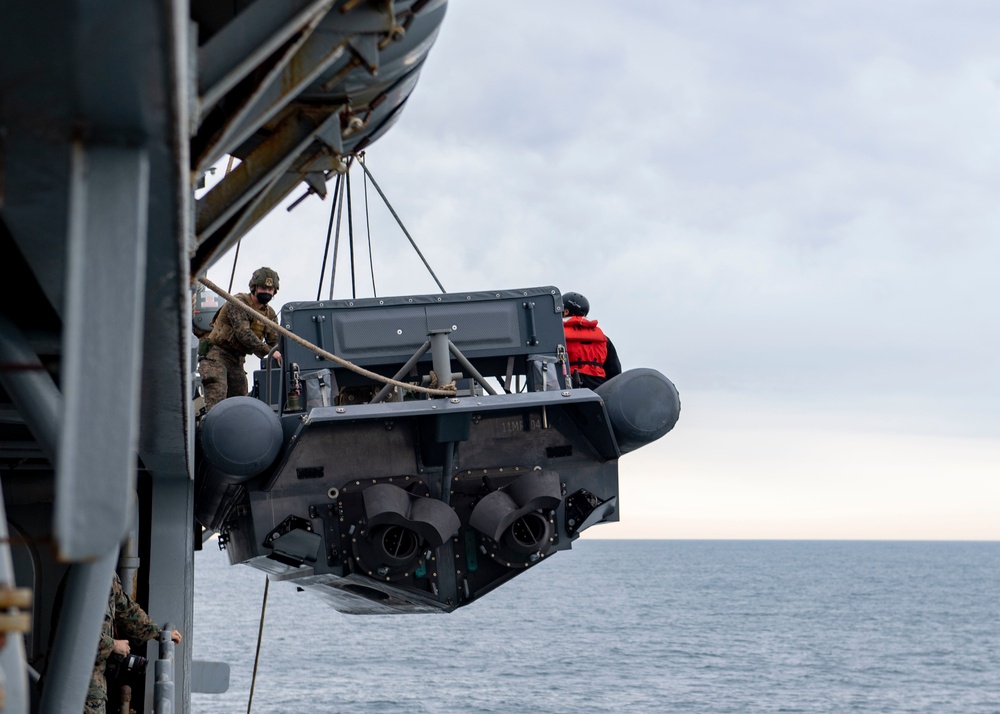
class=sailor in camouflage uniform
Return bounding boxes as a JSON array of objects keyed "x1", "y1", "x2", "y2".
[
  {"x1": 200, "y1": 267, "x2": 283, "y2": 412},
  {"x1": 86, "y1": 573, "x2": 181, "y2": 714}
]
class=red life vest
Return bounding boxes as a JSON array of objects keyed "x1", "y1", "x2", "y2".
[{"x1": 564, "y1": 316, "x2": 609, "y2": 379}]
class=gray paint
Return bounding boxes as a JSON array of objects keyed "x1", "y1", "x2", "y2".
[
  {"x1": 56, "y1": 144, "x2": 148, "y2": 561},
  {"x1": 1, "y1": 2, "x2": 450, "y2": 710}
]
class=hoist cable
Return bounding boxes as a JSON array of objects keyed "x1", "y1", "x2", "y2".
[
  {"x1": 361, "y1": 153, "x2": 377, "y2": 297},
  {"x1": 316, "y1": 172, "x2": 343, "y2": 301},
  {"x1": 328, "y1": 166, "x2": 348, "y2": 300},
  {"x1": 227, "y1": 241, "x2": 242, "y2": 293},
  {"x1": 356, "y1": 158, "x2": 446, "y2": 293},
  {"x1": 223, "y1": 156, "x2": 240, "y2": 293},
  {"x1": 346, "y1": 169, "x2": 357, "y2": 299}
]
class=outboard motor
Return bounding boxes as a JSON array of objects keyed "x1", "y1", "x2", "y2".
[
  {"x1": 355, "y1": 483, "x2": 460, "y2": 578},
  {"x1": 470, "y1": 470, "x2": 562, "y2": 557}
]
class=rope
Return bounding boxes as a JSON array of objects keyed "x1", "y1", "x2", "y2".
[
  {"x1": 197, "y1": 276, "x2": 457, "y2": 397},
  {"x1": 246, "y1": 577, "x2": 268, "y2": 714}
]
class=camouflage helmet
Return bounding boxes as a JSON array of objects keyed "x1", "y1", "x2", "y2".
[{"x1": 249, "y1": 267, "x2": 280, "y2": 292}]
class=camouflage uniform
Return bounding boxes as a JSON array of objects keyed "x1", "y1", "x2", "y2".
[
  {"x1": 200, "y1": 293, "x2": 278, "y2": 411},
  {"x1": 85, "y1": 573, "x2": 161, "y2": 714}
]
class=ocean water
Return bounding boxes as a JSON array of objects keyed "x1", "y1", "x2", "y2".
[{"x1": 192, "y1": 540, "x2": 1000, "y2": 713}]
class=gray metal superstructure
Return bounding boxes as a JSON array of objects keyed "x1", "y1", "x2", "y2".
[
  {"x1": 0, "y1": 2, "x2": 680, "y2": 712},
  {"x1": 1, "y1": 2, "x2": 449, "y2": 711}
]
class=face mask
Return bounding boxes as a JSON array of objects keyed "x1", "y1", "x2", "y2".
[{"x1": 256, "y1": 292, "x2": 273, "y2": 305}]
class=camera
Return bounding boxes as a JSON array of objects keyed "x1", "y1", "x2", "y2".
[{"x1": 106, "y1": 651, "x2": 148, "y2": 681}]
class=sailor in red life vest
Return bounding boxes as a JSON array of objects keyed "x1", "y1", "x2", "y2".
[{"x1": 562, "y1": 291, "x2": 622, "y2": 389}]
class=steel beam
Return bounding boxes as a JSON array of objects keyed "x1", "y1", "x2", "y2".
[
  {"x1": 198, "y1": 0, "x2": 336, "y2": 117},
  {"x1": 144, "y1": 477, "x2": 195, "y2": 713},
  {"x1": 193, "y1": 110, "x2": 341, "y2": 270},
  {"x1": 0, "y1": 314, "x2": 62, "y2": 462},
  {"x1": 55, "y1": 144, "x2": 149, "y2": 561},
  {"x1": 37, "y1": 549, "x2": 117, "y2": 714},
  {"x1": 194, "y1": 145, "x2": 347, "y2": 271},
  {"x1": 197, "y1": 26, "x2": 349, "y2": 172}
]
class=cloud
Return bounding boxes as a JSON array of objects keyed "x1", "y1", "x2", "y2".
[{"x1": 210, "y1": 1, "x2": 1000, "y2": 537}]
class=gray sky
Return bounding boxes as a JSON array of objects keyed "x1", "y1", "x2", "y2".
[{"x1": 206, "y1": 1, "x2": 1000, "y2": 539}]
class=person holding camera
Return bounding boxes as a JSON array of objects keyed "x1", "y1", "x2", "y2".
[{"x1": 86, "y1": 572, "x2": 182, "y2": 714}]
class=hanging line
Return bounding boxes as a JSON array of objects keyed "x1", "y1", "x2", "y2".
[
  {"x1": 227, "y1": 241, "x2": 242, "y2": 293},
  {"x1": 360, "y1": 152, "x2": 377, "y2": 297},
  {"x1": 246, "y1": 577, "x2": 269, "y2": 714},
  {"x1": 345, "y1": 168, "x2": 357, "y2": 299},
  {"x1": 223, "y1": 155, "x2": 240, "y2": 292},
  {"x1": 328, "y1": 156, "x2": 353, "y2": 300},
  {"x1": 356, "y1": 158, "x2": 446, "y2": 293},
  {"x1": 316, "y1": 172, "x2": 343, "y2": 301}
]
